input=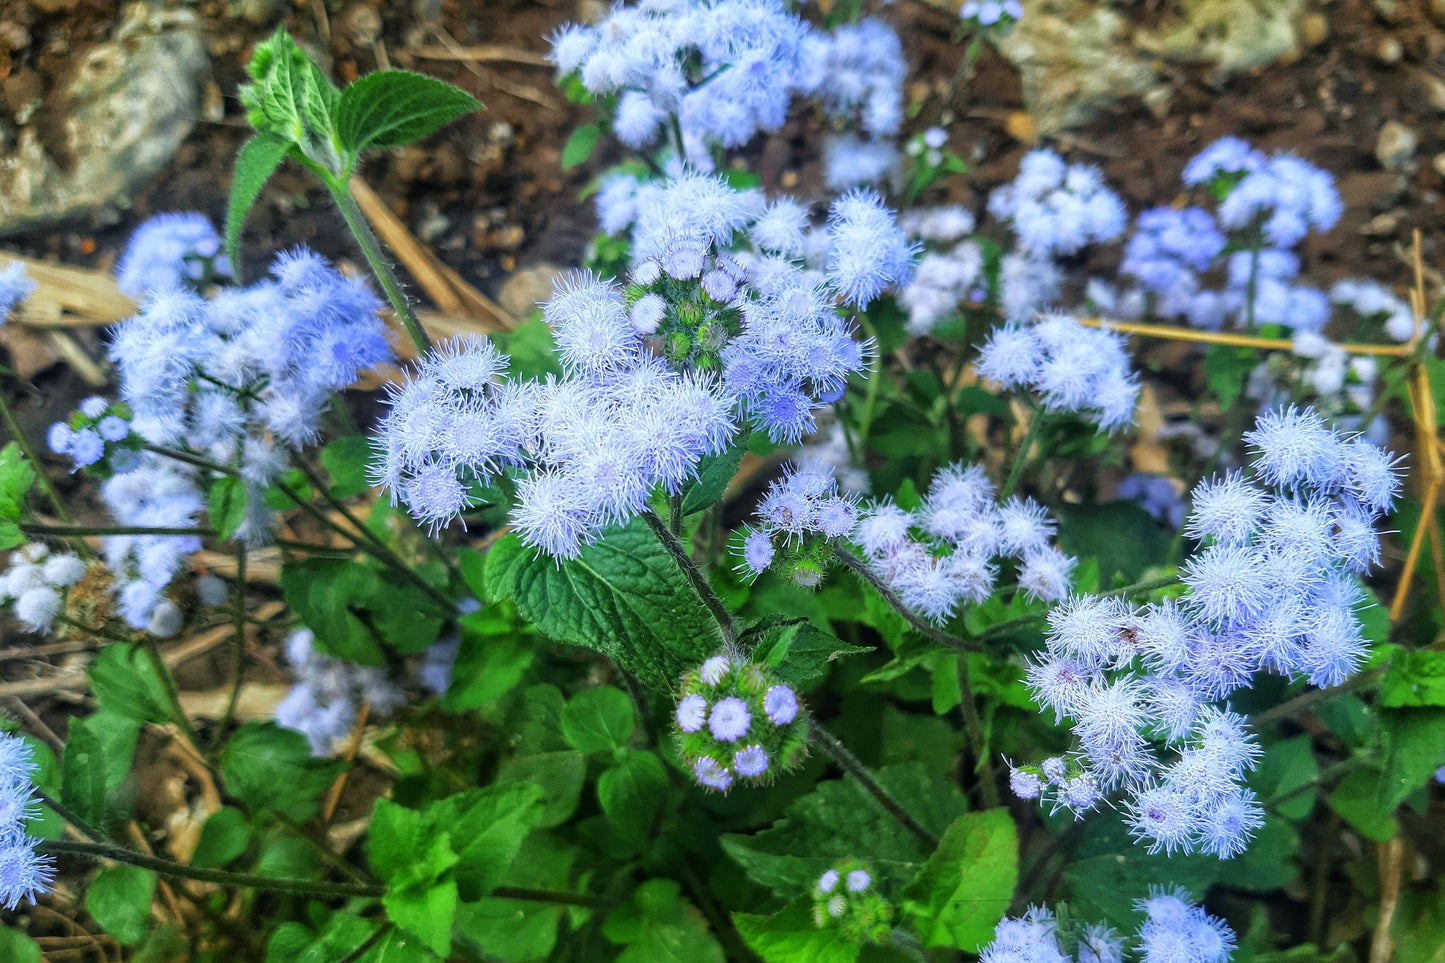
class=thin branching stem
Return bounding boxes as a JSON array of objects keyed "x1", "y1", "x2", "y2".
[
  {"x1": 833, "y1": 546, "x2": 979, "y2": 652},
  {"x1": 642, "y1": 508, "x2": 736, "y2": 646},
  {"x1": 808, "y1": 718, "x2": 940, "y2": 848},
  {"x1": 327, "y1": 177, "x2": 433, "y2": 356}
]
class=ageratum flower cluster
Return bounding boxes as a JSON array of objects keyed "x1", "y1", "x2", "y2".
[
  {"x1": 1015, "y1": 407, "x2": 1402, "y2": 856},
  {"x1": 736, "y1": 461, "x2": 858, "y2": 588},
  {"x1": 979, "y1": 888, "x2": 1235, "y2": 963},
  {"x1": 855, "y1": 463, "x2": 1077, "y2": 625},
  {"x1": 0, "y1": 260, "x2": 35, "y2": 320},
  {"x1": 976, "y1": 313, "x2": 1140, "y2": 432},
  {"x1": 37, "y1": 217, "x2": 394, "y2": 630},
  {"x1": 0, "y1": 543, "x2": 87, "y2": 635},
  {"x1": 550, "y1": 1, "x2": 906, "y2": 188},
  {"x1": 0, "y1": 732, "x2": 56, "y2": 910},
  {"x1": 674, "y1": 655, "x2": 807, "y2": 792},
  {"x1": 812, "y1": 861, "x2": 892, "y2": 944},
  {"x1": 113, "y1": 212, "x2": 231, "y2": 299}
]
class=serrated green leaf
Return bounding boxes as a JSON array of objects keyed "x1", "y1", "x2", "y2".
[
  {"x1": 1377, "y1": 707, "x2": 1445, "y2": 812},
  {"x1": 900, "y1": 810, "x2": 1017, "y2": 951},
  {"x1": 681, "y1": 441, "x2": 746, "y2": 515},
  {"x1": 86, "y1": 865, "x2": 157, "y2": 945},
  {"x1": 598, "y1": 750, "x2": 667, "y2": 849},
  {"x1": 486, "y1": 516, "x2": 724, "y2": 686},
  {"x1": 496, "y1": 751, "x2": 586, "y2": 828},
  {"x1": 370, "y1": 798, "x2": 426, "y2": 882},
  {"x1": 384, "y1": 853, "x2": 458, "y2": 956},
  {"x1": 0, "y1": 930, "x2": 42, "y2": 963},
  {"x1": 426, "y1": 783, "x2": 546, "y2": 901},
  {"x1": 755, "y1": 620, "x2": 873, "y2": 689},
  {"x1": 561, "y1": 686, "x2": 634, "y2": 754},
  {"x1": 561, "y1": 124, "x2": 601, "y2": 170},
  {"x1": 603, "y1": 879, "x2": 726, "y2": 963},
  {"x1": 321, "y1": 436, "x2": 374, "y2": 499},
  {"x1": 1382, "y1": 651, "x2": 1445, "y2": 707},
  {"x1": 359, "y1": 927, "x2": 442, "y2": 962},
  {"x1": 61, "y1": 722, "x2": 108, "y2": 833},
  {"x1": 193, "y1": 807, "x2": 252, "y2": 869},
  {"x1": 1331, "y1": 767, "x2": 1398, "y2": 841},
  {"x1": 722, "y1": 763, "x2": 964, "y2": 897},
  {"x1": 226, "y1": 132, "x2": 292, "y2": 263},
  {"x1": 221, "y1": 722, "x2": 345, "y2": 820},
  {"x1": 208, "y1": 476, "x2": 248, "y2": 541},
  {"x1": 1055, "y1": 500, "x2": 1172, "y2": 582},
  {"x1": 0, "y1": 519, "x2": 22, "y2": 550},
  {"x1": 0, "y1": 441, "x2": 36, "y2": 521},
  {"x1": 454, "y1": 832, "x2": 578, "y2": 962},
  {"x1": 1253, "y1": 735, "x2": 1320, "y2": 821},
  {"x1": 279, "y1": 558, "x2": 386, "y2": 665},
  {"x1": 735, "y1": 898, "x2": 860, "y2": 963},
  {"x1": 336, "y1": 70, "x2": 481, "y2": 155},
  {"x1": 441, "y1": 612, "x2": 535, "y2": 709},
  {"x1": 90, "y1": 644, "x2": 178, "y2": 725}
]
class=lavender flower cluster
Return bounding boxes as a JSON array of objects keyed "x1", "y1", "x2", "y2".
[
  {"x1": 379, "y1": 173, "x2": 911, "y2": 554},
  {"x1": 1015, "y1": 407, "x2": 1402, "y2": 856},
  {"x1": 976, "y1": 313, "x2": 1140, "y2": 432},
  {"x1": 980, "y1": 889, "x2": 1235, "y2": 963},
  {"x1": 0, "y1": 260, "x2": 36, "y2": 320},
  {"x1": 674, "y1": 654, "x2": 807, "y2": 792},
  {"x1": 0, "y1": 732, "x2": 55, "y2": 910},
  {"x1": 856, "y1": 463, "x2": 1077, "y2": 625},
  {"x1": 114, "y1": 211, "x2": 231, "y2": 299},
  {"x1": 0, "y1": 543, "x2": 87, "y2": 635},
  {"x1": 736, "y1": 461, "x2": 858, "y2": 588},
  {"x1": 276, "y1": 627, "x2": 461, "y2": 756},
  {"x1": 550, "y1": 1, "x2": 906, "y2": 188},
  {"x1": 38, "y1": 219, "x2": 395, "y2": 630}
]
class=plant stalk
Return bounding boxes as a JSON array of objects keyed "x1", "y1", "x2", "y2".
[
  {"x1": 808, "y1": 719, "x2": 939, "y2": 847},
  {"x1": 329, "y1": 178, "x2": 432, "y2": 356},
  {"x1": 642, "y1": 508, "x2": 736, "y2": 646}
]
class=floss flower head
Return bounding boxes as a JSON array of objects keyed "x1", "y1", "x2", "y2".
[
  {"x1": 987, "y1": 149, "x2": 1128, "y2": 258},
  {"x1": 0, "y1": 543, "x2": 89, "y2": 635},
  {"x1": 734, "y1": 460, "x2": 859, "y2": 588},
  {"x1": 0, "y1": 260, "x2": 36, "y2": 321},
  {"x1": 114, "y1": 211, "x2": 232, "y2": 298},
  {"x1": 675, "y1": 655, "x2": 808, "y2": 792},
  {"x1": 979, "y1": 891, "x2": 1235, "y2": 963},
  {"x1": 855, "y1": 462, "x2": 1077, "y2": 625},
  {"x1": 0, "y1": 732, "x2": 56, "y2": 910},
  {"x1": 1015, "y1": 407, "x2": 1401, "y2": 855}
]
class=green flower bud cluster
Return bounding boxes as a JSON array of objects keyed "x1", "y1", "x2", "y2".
[
  {"x1": 811, "y1": 860, "x2": 893, "y2": 944},
  {"x1": 623, "y1": 248, "x2": 745, "y2": 374},
  {"x1": 674, "y1": 654, "x2": 807, "y2": 793}
]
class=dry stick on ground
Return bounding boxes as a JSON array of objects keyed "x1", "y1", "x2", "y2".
[
  {"x1": 321, "y1": 701, "x2": 373, "y2": 824},
  {"x1": 407, "y1": 43, "x2": 551, "y2": 67},
  {"x1": 1370, "y1": 837, "x2": 1405, "y2": 963}
]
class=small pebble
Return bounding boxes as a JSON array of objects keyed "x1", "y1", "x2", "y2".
[
  {"x1": 1300, "y1": 13, "x2": 1329, "y2": 46},
  {"x1": 1375, "y1": 36, "x2": 1403, "y2": 65},
  {"x1": 1375, "y1": 120, "x2": 1418, "y2": 169}
]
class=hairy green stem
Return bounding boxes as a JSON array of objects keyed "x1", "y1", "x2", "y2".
[
  {"x1": 642, "y1": 508, "x2": 736, "y2": 646},
  {"x1": 1249, "y1": 669, "x2": 1384, "y2": 732},
  {"x1": 1000, "y1": 407, "x2": 1046, "y2": 501},
  {"x1": 327, "y1": 178, "x2": 433, "y2": 356},
  {"x1": 33, "y1": 787, "x2": 104, "y2": 843},
  {"x1": 140, "y1": 635, "x2": 203, "y2": 750},
  {"x1": 834, "y1": 546, "x2": 979, "y2": 652},
  {"x1": 957, "y1": 657, "x2": 1000, "y2": 809},
  {"x1": 0, "y1": 387, "x2": 86, "y2": 555},
  {"x1": 808, "y1": 719, "x2": 940, "y2": 848},
  {"x1": 22, "y1": 523, "x2": 216, "y2": 538}
]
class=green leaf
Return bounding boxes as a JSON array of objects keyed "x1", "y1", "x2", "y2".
[
  {"x1": 359, "y1": 927, "x2": 442, "y2": 963},
  {"x1": 0, "y1": 930, "x2": 42, "y2": 963},
  {"x1": 384, "y1": 864, "x2": 458, "y2": 956},
  {"x1": 370, "y1": 797, "x2": 426, "y2": 882},
  {"x1": 321, "y1": 436, "x2": 374, "y2": 499},
  {"x1": 680, "y1": 441, "x2": 746, "y2": 515},
  {"x1": 603, "y1": 879, "x2": 726, "y2": 963},
  {"x1": 208, "y1": 476, "x2": 249, "y2": 541},
  {"x1": 1382, "y1": 651, "x2": 1445, "y2": 707},
  {"x1": 370, "y1": 579, "x2": 447, "y2": 655},
  {"x1": 1204, "y1": 344, "x2": 1255, "y2": 410},
  {"x1": 1253, "y1": 735, "x2": 1320, "y2": 821},
  {"x1": 1331, "y1": 767, "x2": 1399, "y2": 840},
  {"x1": 561, "y1": 124, "x2": 601, "y2": 170},
  {"x1": 496, "y1": 751, "x2": 586, "y2": 828},
  {"x1": 1055, "y1": 501, "x2": 1172, "y2": 582},
  {"x1": 427, "y1": 783, "x2": 546, "y2": 900},
  {"x1": 735, "y1": 898, "x2": 860, "y2": 963},
  {"x1": 1377, "y1": 707, "x2": 1445, "y2": 812},
  {"x1": 336, "y1": 70, "x2": 481, "y2": 155},
  {"x1": 900, "y1": 809, "x2": 1018, "y2": 951},
  {"x1": 86, "y1": 864, "x2": 157, "y2": 945},
  {"x1": 220, "y1": 722, "x2": 345, "y2": 820},
  {"x1": 90, "y1": 644, "x2": 178, "y2": 725},
  {"x1": 455, "y1": 832, "x2": 579, "y2": 962},
  {"x1": 226, "y1": 132, "x2": 291, "y2": 263},
  {"x1": 193, "y1": 807, "x2": 252, "y2": 868},
  {"x1": 61, "y1": 722, "x2": 109, "y2": 832},
  {"x1": 560, "y1": 686, "x2": 635, "y2": 754},
  {"x1": 0, "y1": 519, "x2": 22, "y2": 550},
  {"x1": 598, "y1": 750, "x2": 667, "y2": 849},
  {"x1": 722, "y1": 763, "x2": 964, "y2": 896},
  {"x1": 280, "y1": 558, "x2": 385, "y2": 665},
  {"x1": 441, "y1": 610, "x2": 536, "y2": 709},
  {"x1": 755, "y1": 620, "x2": 873, "y2": 689},
  {"x1": 0, "y1": 441, "x2": 36, "y2": 521},
  {"x1": 486, "y1": 515, "x2": 724, "y2": 686}
]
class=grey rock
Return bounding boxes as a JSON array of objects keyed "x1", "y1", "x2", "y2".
[
  {"x1": 1375, "y1": 120, "x2": 1418, "y2": 170},
  {"x1": 498, "y1": 264, "x2": 563, "y2": 320},
  {"x1": 0, "y1": 4, "x2": 209, "y2": 237}
]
